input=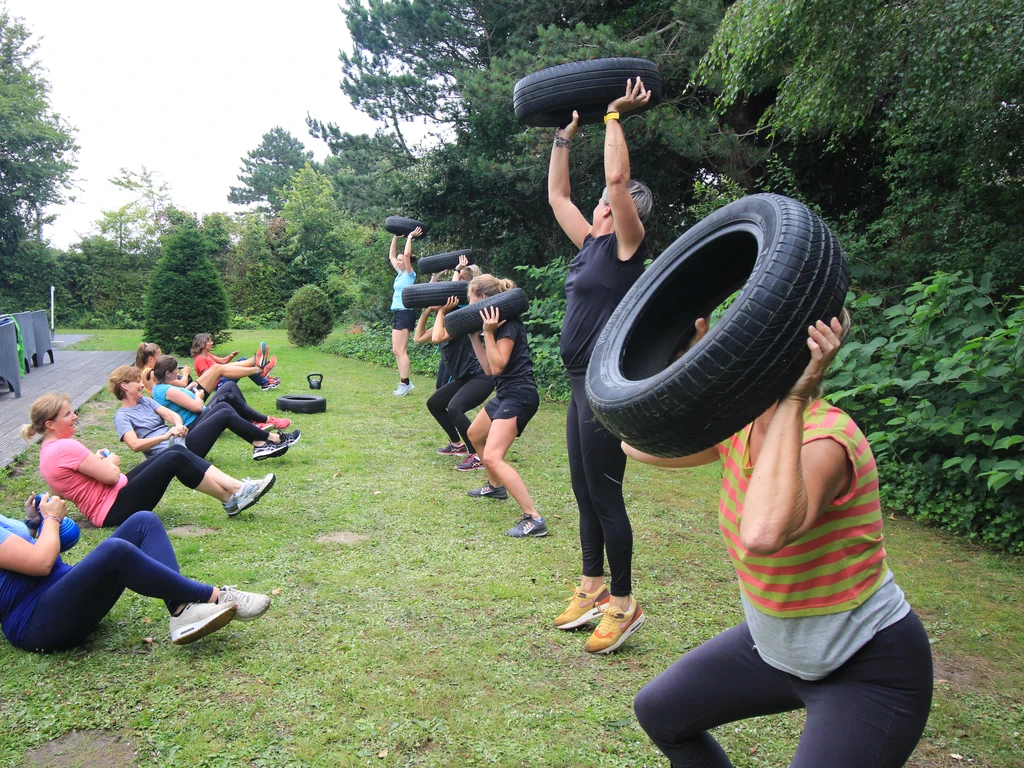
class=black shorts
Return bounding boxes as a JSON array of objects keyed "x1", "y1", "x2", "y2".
[
  {"x1": 392, "y1": 309, "x2": 417, "y2": 331},
  {"x1": 484, "y1": 388, "x2": 540, "y2": 436}
]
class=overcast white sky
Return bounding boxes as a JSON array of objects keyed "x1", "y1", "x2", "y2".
[{"x1": 5, "y1": 0, "x2": 394, "y2": 248}]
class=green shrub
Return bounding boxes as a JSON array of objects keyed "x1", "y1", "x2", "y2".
[
  {"x1": 286, "y1": 285, "x2": 335, "y2": 346},
  {"x1": 827, "y1": 272, "x2": 1024, "y2": 553},
  {"x1": 143, "y1": 224, "x2": 231, "y2": 355},
  {"x1": 321, "y1": 323, "x2": 439, "y2": 374}
]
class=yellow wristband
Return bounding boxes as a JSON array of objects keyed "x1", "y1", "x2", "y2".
[{"x1": 604, "y1": 111, "x2": 620, "y2": 124}]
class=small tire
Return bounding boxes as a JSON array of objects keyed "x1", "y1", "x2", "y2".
[
  {"x1": 586, "y1": 194, "x2": 849, "y2": 457},
  {"x1": 417, "y1": 249, "x2": 474, "y2": 274},
  {"x1": 513, "y1": 58, "x2": 662, "y2": 128},
  {"x1": 385, "y1": 216, "x2": 428, "y2": 236},
  {"x1": 401, "y1": 281, "x2": 470, "y2": 309},
  {"x1": 276, "y1": 394, "x2": 328, "y2": 414},
  {"x1": 443, "y1": 288, "x2": 530, "y2": 338}
]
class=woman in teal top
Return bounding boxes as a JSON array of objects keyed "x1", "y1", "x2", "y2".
[{"x1": 389, "y1": 226, "x2": 423, "y2": 396}]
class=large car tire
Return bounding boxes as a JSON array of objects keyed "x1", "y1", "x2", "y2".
[
  {"x1": 416, "y1": 249, "x2": 474, "y2": 274},
  {"x1": 443, "y1": 288, "x2": 530, "y2": 339},
  {"x1": 384, "y1": 216, "x2": 428, "y2": 236},
  {"x1": 586, "y1": 194, "x2": 849, "y2": 457},
  {"x1": 276, "y1": 394, "x2": 328, "y2": 414},
  {"x1": 513, "y1": 58, "x2": 662, "y2": 128},
  {"x1": 401, "y1": 281, "x2": 470, "y2": 309}
]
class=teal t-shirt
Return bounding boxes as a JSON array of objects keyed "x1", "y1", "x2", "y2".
[
  {"x1": 151, "y1": 383, "x2": 200, "y2": 427},
  {"x1": 391, "y1": 271, "x2": 416, "y2": 310}
]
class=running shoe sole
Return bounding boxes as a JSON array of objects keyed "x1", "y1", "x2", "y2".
[
  {"x1": 554, "y1": 604, "x2": 607, "y2": 630},
  {"x1": 590, "y1": 611, "x2": 646, "y2": 655},
  {"x1": 171, "y1": 604, "x2": 236, "y2": 645},
  {"x1": 235, "y1": 474, "x2": 277, "y2": 513}
]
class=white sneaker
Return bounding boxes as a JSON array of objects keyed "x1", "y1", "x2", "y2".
[
  {"x1": 225, "y1": 473, "x2": 276, "y2": 515},
  {"x1": 169, "y1": 601, "x2": 236, "y2": 644},
  {"x1": 217, "y1": 586, "x2": 271, "y2": 621},
  {"x1": 393, "y1": 381, "x2": 414, "y2": 396}
]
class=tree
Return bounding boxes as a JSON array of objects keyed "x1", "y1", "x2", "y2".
[
  {"x1": 143, "y1": 220, "x2": 231, "y2": 356},
  {"x1": 278, "y1": 166, "x2": 349, "y2": 290},
  {"x1": 228, "y1": 127, "x2": 313, "y2": 213},
  {"x1": 224, "y1": 215, "x2": 285, "y2": 317},
  {"x1": 96, "y1": 167, "x2": 173, "y2": 258},
  {"x1": 0, "y1": 10, "x2": 77, "y2": 305}
]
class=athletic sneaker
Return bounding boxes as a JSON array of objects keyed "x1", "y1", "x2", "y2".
[
  {"x1": 467, "y1": 481, "x2": 507, "y2": 499},
  {"x1": 260, "y1": 355, "x2": 278, "y2": 378},
  {"x1": 456, "y1": 453, "x2": 484, "y2": 471},
  {"x1": 278, "y1": 429, "x2": 301, "y2": 446},
  {"x1": 224, "y1": 473, "x2": 276, "y2": 515},
  {"x1": 267, "y1": 416, "x2": 291, "y2": 429},
  {"x1": 169, "y1": 601, "x2": 236, "y2": 645},
  {"x1": 252, "y1": 420, "x2": 274, "y2": 430},
  {"x1": 553, "y1": 584, "x2": 612, "y2": 629},
  {"x1": 437, "y1": 442, "x2": 468, "y2": 456},
  {"x1": 252, "y1": 439, "x2": 289, "y2": 461},
  {"x1": 261, "y1": 377, "x2": 281, "y2": 392},
  {"x1": 217, "y1": 585, "x2": 271, "y2": 621},
  {"x1": 393, "y1": 381, "x2": 414, "y2": 396},
  {"x1": 583, "y1": 598, "x2": 646, "y2": 654},
  {"x1": 254, "y1": 342, "x2": 269, "y2": 369},
  {"x1": 505, "y1": 514, "x2": 548, "y2": 538}
]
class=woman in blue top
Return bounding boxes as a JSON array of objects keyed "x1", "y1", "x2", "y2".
[
  {"x1": 389, "y1": 226, "x2": 423, "y2": 396},
  {"x1": 0, "y1": 494, "x2": 270, "y2": 650}
]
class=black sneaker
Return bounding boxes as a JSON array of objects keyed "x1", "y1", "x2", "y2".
[
  {"x1": 278, "y1": 429, "x2": 301, "y2": 446},
  {"x1": 467, "y1": 482, "x2": 508, "y2": 499},
  {"x1": 253, "y1": 439, "x2": 289, "y2": 461},
  {"x1": 505, "y1": 514, "x2": 548, "y2": 538}
]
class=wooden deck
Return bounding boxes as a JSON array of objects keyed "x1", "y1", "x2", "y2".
[{"x1": 0, "y1": 346, "x2": 133, "y2": 470}]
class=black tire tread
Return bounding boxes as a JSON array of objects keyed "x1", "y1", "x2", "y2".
[
  {"x1": 385, "y1": 216, "x2": 428, "y2": 236},
  {"x1": 443, "y1": 288, "x2": 530, "y2": 339},
  {"x1": 416, "y1": 250, "x2": 475, "y2": 274},
  {"x1": 401, "y1": 281, "x2": 470, "y2": 309},
  {"x1": 276, "y1": 394, "x2": 328, "y2": 414}
]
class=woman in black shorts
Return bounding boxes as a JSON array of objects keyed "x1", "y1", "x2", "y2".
[
  {"x1": 389, "y1": 226, "x2": 423, "y2": 396},
  {"x1": 447, "y1": 274, "x2": 546, "y2": 538}
]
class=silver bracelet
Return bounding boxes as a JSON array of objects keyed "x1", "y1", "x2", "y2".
[{"x1": 553, "y1": 134, "x2": 571, "y2": 148}]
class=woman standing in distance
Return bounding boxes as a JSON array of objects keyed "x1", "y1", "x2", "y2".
[
  {"x1": 547, "y1": 77, "x2": 653, "y2": 653},
  {"x1": 389, "y1": 226, "x2": 424, "y2": 396}
]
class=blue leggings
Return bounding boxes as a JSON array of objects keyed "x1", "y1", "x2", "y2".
[
  {"x1": 15, "y1": 512, "x2": 214, "y2": 652},
  {"x1": 633, "y1": 612, "x2": 933, "y2": 767}
]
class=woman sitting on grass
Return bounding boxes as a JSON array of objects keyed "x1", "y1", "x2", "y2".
[
  {"x1": 191, "y1": 334, "x2": 279, "y2": 393},
  {"x1": 1, "y1": 496, "x2": 270, "y2": 650},
  {"x1": 137, "y1": 340, "x2": 271, "y2": 395},
  {"x1": 109, "y1": 365, "x2": 297, "y2": 461},
  {"x1": 23, "y1": 393, "x2": 276, "y2": 527},
  {"x1": 438, "y1": 274, "x2": 546, "y2": 538}
]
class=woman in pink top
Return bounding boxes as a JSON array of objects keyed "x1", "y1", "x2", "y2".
[{"x1": 23, "y1": 393, "x2": 276, "y2": 527}]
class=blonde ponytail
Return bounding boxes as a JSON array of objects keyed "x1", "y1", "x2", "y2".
[
  {"x1": 469, "y1": 274, "x2": 516, "y2": 299},
  {"x1": 21, "y1": 392, "x2": 71, "y2": 441}
]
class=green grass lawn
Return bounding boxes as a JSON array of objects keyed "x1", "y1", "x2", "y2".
[{"x1": 1, "y1": 329, "x2": 1022, "y2": 767}]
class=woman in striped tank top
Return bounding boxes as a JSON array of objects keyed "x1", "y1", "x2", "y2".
[{"x1": 625, "y1": 314, "x2": 933, "y2": 768}]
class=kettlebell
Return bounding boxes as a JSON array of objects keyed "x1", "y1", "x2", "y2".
[
  {"x1": 34, "y1": 494, "x2": 80, "y2": 552},
  {"x1": 307, "y1": 373, "x2": 324, "y2": 390}
]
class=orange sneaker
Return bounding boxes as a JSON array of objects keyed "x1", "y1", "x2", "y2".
[
  {"x1": 583, "y1": 597, "x2": 645, "y2": 654},
  {"x1": 553, "y1": 584, "x2": 611, "y2": 630}
]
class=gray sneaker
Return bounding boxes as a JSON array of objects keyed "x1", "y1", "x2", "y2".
[
  {"x1": 393, "y1": 381, "x2": 414, "y2": 396},
  {"x1": 505, "y1": 514, "x2": 548, "y2": 538},
  {"x1": 169, "y1": 601, "x2": 236, "y2": 644},
  {"x1": 225, "y1": 473, "x2": 276, "y2": 515},
  {"x1": 467, "y1": 482, "x2": 508, "y2": 499},
  {"x1": 217, "y1": 586, "x2": 271, "y2": 621},
  {"x1": 252, "y1": 439, "x2": 289, "y2": 461}
]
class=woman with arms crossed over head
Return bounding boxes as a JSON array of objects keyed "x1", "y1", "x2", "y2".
[
  {"x1": 389, "y1": 226, "x2": 423, "y2": 396},
  {"x1": 451, "y1": 275, "x2": 546, "y2": 538},
  {"x1": 628, "y1": 314, "x2": 933, "y2": 767},
  {"x1": 1, "y1": 497, "x2": 270, "y2": 650},
  {"x1": 547, "y1": 77, "x2": 653, "y2": 654},
  {"x1": 23, "y1": 393, "x2": 276, "y2": 527}
]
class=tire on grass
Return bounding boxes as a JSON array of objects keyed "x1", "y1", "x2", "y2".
[
  {"x1": 401, "y1": 281, "x2": 470, "y2": 310},
  {"x1": 513, "y1": 58, "x2": 662, "y2": 128},
  {"x1": 442, "y1": 288, "x2": 530, "y2": 339},
  {"x1": 416, "y1": 249, "x2": 474, "y2": 274},
  {"x1": 276, "y1": 394, "x2": 328, "y2": 414},
  {"x1": 384, "y1": 216, "x2": 428, "y2": 236},
  {"x1": 586, "y1": 193, "x2": 849, "y2": 457}
]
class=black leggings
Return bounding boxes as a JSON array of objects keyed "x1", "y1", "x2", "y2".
[
  {"x1": 210, "y1": 380, "x2": 266, "y2": 422},
  {"x1": 426, "y1": 374, "x2": 494, "y2": 454},
  {"x1": 633, "y1": 612, "x2": 933, "y2": 767},
  {"x1": 186, "y1": 401, "x2": 269, "y2": 458},
  {"x1": 13, "y1": 512, "x2": 214, "y2": 652},
  {"x1": 567, "y1": 371, "x2": 632, "y2": 596},
  {"x1": 103, "y1": 444, "x2": 211, "y2": 527}
]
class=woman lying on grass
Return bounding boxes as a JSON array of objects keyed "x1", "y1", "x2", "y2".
[
  {"x1": 23, "y1": 393, "x2": 276, "y2": 526},
  {"x1": 0, "y1": 497, "x2": 270, "y2": 650}
]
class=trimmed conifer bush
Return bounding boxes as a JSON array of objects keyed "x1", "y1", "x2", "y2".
[
  {"x1": 143, "y1": 224, "x2": 231, "y2": 356},
  {"x1": 286, "y1": 284, "x2": 334, "y2": 347}
]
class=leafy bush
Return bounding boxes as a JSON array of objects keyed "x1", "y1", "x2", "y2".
[
  {"x1": 231, "y1": 311, "x2": 284, "y2": 330},
  {"x1": 285, "y1": 285, "x2": 335, "y2": 347},
  {"x1": 143, "y1": 224, "x2": 231, "y2": 355},
  {"x1": 514, "y1": 260, "x2": 570, "y2": 402},
  {"x1": 827, "y1": 272, "x2": 1024, "y2": 553},
  {"x1": 321, "y1": 323, "x2": 438, "y2": 374}
]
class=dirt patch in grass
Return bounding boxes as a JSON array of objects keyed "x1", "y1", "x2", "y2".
[
  {"x1": 317, "y1": 531, "x2": 368, "y2": 544},
  {"x1": 167, "y1": 526, "x2": 217, "y2": 537},
  {"x1": 23, "y1": 730, "x2": 136, "y2": 767},
  {"x1": 74, "y1": 399, "x2": 116, "y2": 430},
  {"x1": 909, "y1": 739, "x2": 994, "y2": 768},
  {"x1": 932, "y1": 652, "x2": 997, "y2": 692}
]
